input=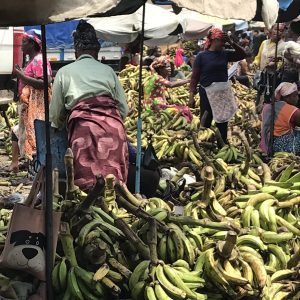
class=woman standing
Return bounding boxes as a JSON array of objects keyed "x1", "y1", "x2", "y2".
[
  {"x1": 189, "y1": 28, "x2": 246, "y2": 143},
  {"x1": 9, "y1": 31, "x2": 52, "y2": 172},
  {"x1": 50, "y1": 21, "x2": 129, "y2": 192},
  {"x1": 261, "y1": 82, "x2": 300, "y2": 154}
]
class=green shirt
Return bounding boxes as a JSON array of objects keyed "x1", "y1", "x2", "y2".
[{"x1": 49, "y1": 54, "x2": 128, "y2": 129}]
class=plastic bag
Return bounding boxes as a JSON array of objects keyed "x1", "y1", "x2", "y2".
[
  {"x1": 204, "y1": 81, "x2": 237, "y2": 123},
  {"x1": 261, "y1": 0, "x2": 279, "y2": 30}
]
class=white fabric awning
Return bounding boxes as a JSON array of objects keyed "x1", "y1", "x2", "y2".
[
  {"x1": 171, "y1": 0, "x2": 257, "y2": 21},
  {"x1": 0, "y1": 0, "x2": 146, "y2": 26},
  {"x1": 0, "y1": 0, "x2": 258, "y2": 27},
  {"x1": 88, "y1": 3, "x2": 181, "y2": 44}
]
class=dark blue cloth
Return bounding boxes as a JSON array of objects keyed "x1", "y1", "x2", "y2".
[
  {"x1": 193, "y1": 50, "x2": 231, "y2": 87},
  {"x1": 128, "y1": 142, "x2": 138, "y2": 164},
  {"x1": 25, "y1": 21, "x2": 79, "y2": 49}
]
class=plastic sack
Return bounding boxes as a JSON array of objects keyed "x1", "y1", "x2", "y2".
[
  {"x1": 204, "y1": 81, "x2": 237, "y2": 123},
  {"x1": 284, "y1": 41, "x2": 300, "y2": 58},
  {"x1": 261, "y1": 0, "x2": 279, "y2": 30}
]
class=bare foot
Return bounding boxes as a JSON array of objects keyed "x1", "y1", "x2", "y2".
[{"x1": 8, "y1": 163, "x2": 19, "y2": 173}]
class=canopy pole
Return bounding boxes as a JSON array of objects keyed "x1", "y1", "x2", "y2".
[
  {"x1": 135, "y1": 2, "x2": 146, "y2": 194},
  {"x1": 268, "y1": 22, "x2": 280, "y2": 157},
  {"x1": 41, "y1": 24, "x2": 54, "y2": 300}
]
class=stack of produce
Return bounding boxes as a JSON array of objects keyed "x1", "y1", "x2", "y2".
[
  {"x1": 120, "y1": 64, "x2": 260, "y2": 166},
  {"x1": 0, "y1": 65, "x2": 299, "y2": 300},
  {"x1": 0, "y1": 102, "x2": 18, "y2": 156}
]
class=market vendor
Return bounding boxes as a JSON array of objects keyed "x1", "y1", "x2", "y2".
[
  {"x1": 189, "y1": 28, "x2": 246, "y2": 143},
  {"x1": 9, "y1": 30, "x2": 52, "y2": 173},
  {"x1": 49, "y1": 20, "x2": 129, "y2": 191},
  {"x1": 253, "y1": 23, "x2": 286, "y2": 111},
  {"x1": 261, "y1": 82, "x2": 300, "y2": 154},
  {"x1": 144, "y1": 55, "x2": 192, "y2": 121}
]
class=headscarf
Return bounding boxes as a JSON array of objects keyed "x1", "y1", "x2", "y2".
[
  {"x1": 151, "y1": 55, "x2": 171, "y2": 69},
  {"x1": 23, "y1": 31, "x2": 42, "y2": 49},
  {"x1": 275, "y1": 82, "x2": 298, "y2": 100},
  {"x1": 73, "y1": 20, "x2": 100, "y2": 51},
  {"x1": 174, "y1": 48, "x2": 184, "y2": 68},
  {"x1": 268, "y1": 23, "x2": 286, "y2": 39},
  {"x1": 204, "y1": 28, "x2": 224, "y2": 50}
]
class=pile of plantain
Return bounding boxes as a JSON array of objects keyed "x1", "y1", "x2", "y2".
[
  {"x1": 1, "y1": 65, "x2": 300, "y2": 300},
  {"x1": 49, "y1": 147, "x2": 300, "y2": 300},
  {"x1": 0, "y1": 102, "x2": 18, "y2": 156},
  {"x1": 120, "y1": 64, "x2": 260, "y2": 166}
]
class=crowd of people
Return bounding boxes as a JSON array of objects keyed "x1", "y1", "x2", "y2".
[{"x1": 8, "y1": 19, "x2": 300, "y2": 194}]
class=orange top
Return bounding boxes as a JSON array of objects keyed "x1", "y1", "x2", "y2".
[{"x1": 274, "y1": 103, "x2": 298, "y2": 137}]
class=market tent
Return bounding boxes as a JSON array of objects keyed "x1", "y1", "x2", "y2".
[
  {"x1": 0, "y1": 0, "x2": 260, "y2": 27},
  {"x1": 88, "y1": 3, "x2": 182, "y2": 44},
  {"x1": 171, "y1": 0, "x2": 257, "y2": 20},
  {"x1": 0, "y1": 0, "x2": 146, "y2": 26},
  {"x1": 176, "y1": 9, "x2": 213, "y2": 40}
]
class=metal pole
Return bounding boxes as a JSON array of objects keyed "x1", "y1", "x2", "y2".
[
  {"x1": 268, "y1": 23, "x2": 280, "y2": 157},
  {"x1": 135, "y1": 2, "x2": 146, "y2": 194},
  {"x1": 41, "y1": 24, "x2": 53, "y2": 300}
]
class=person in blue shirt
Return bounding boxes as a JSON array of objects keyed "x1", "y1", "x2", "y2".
[{"x1": 189, "y1": 28, "x2": 246, "y2": 142}]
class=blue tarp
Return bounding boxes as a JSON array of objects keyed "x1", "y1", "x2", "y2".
[
  {"x1": 278, "y1": 0, "x2": 294, "y2": 11},
  {"x1": 25, "y1": 20, "x2": 79, "y2": 49},
  {"x1": 25, "y1": 20, "x2": 119, "y2": 49}
]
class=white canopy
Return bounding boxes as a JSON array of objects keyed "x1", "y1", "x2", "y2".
[
  {"x1": 0, "y1": 0, "x2": 258, "y2": 27},
  {"x1": 88, "y1": 3, "x2": 181, "y2": 44},
  {"x1": 176, "y1": 9, "x2": 213, "y2": 40},
  {"x1": 172, "y1": 0, "x2": 257, "y2": 21}
]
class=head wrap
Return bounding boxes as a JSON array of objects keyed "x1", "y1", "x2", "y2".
[
  {"x1": 275, "y1": 82, "x2": 298, "y2": 100},
  {"x1": 23, "y1": 31, "x2": 42, "y2": 49},
  {"x1": 204, "y1": 28, "x2": 224, "y2": 50},
  {"x1": 268, "y1": 23, "x2": 286, "y2": 39},
  {"x1": 151, "y1": 55, "x2": 171, "y2": 69},
  {"x1": 174, "y1": 48, "x2": 184, "y2": 68},
  {"x1": 73, "y1": 20, "x2": 100, "y2": 51}
]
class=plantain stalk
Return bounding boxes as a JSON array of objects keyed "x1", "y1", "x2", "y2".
[
  {"x1": 114, "y1": 182, "x2": 146, "y2": 207},
  {"x1": 116, "y1": 195, "x2": 168, "y2": 233},
  {"x1": 60, "y1": 222, "x2": 78, "y2": 267},
  {"x1": 232, "y1": 131, "x2": 251, "y2": 176},
  {"x1": 77, "y1": 176, "x2": 105, "y2": 212},
  {"x1": 148, "y1": 219, "x2": 158, "y2": 265},
  {"x1": 114, "y1": 218, "x2": 150, "y2": 259},
  {"x1": 200, "y1": 166, "x2": 214, "y2": 208},
  {"x1": 108, "y1": 258, "x2": 132, "y2": 279},
  {"x1": 257, "y1": 166, "x2": 264, "y2": 186},
  {"x1": 262, "y1": 163, "x2": 272, "y2": 183},
  {"x1": 96, "y1": 196, "x2": 110, "y2": 214},
  {"x1": 287, "y1": 249, "x2": 300, "y2": 269},
  {"x1": 192, "y1": 132, "x2": 219, "y2": 175},
  {"x1": 167, "y1": 214, "x2": 233, "y2": 230},
  {"x1": 212, "y1": 127, "x2": 226, "y2": 148},
  {"x1": 220, "y1": 231, "x2": 237, "y2": 258},
  {"x1": 64, "y1": 148, "x2": 77, "y2": 199}
]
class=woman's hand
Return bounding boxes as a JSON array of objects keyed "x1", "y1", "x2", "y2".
[
  {"x1": 223, "y1": 32, "x2": 232, "y2": 45},
  {"x1": 14, "y1": 68, "x2": 25, "y2": 80},
  {"x1": 188, "y1": 92, "x2": 195, "y2": 108}
]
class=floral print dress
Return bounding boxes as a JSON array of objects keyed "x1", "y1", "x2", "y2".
[{"x1": 16, "y1": 54, "x2": 52, "y2": 160}]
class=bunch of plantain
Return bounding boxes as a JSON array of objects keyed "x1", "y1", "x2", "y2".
[{"x1": 214, "y1": 144, "x2": 244, "y2": 163}]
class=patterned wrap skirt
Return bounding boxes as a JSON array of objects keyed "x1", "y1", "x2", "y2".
[{"x1": 67, "y1": 95, "x2": 128, "y2": 191}]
